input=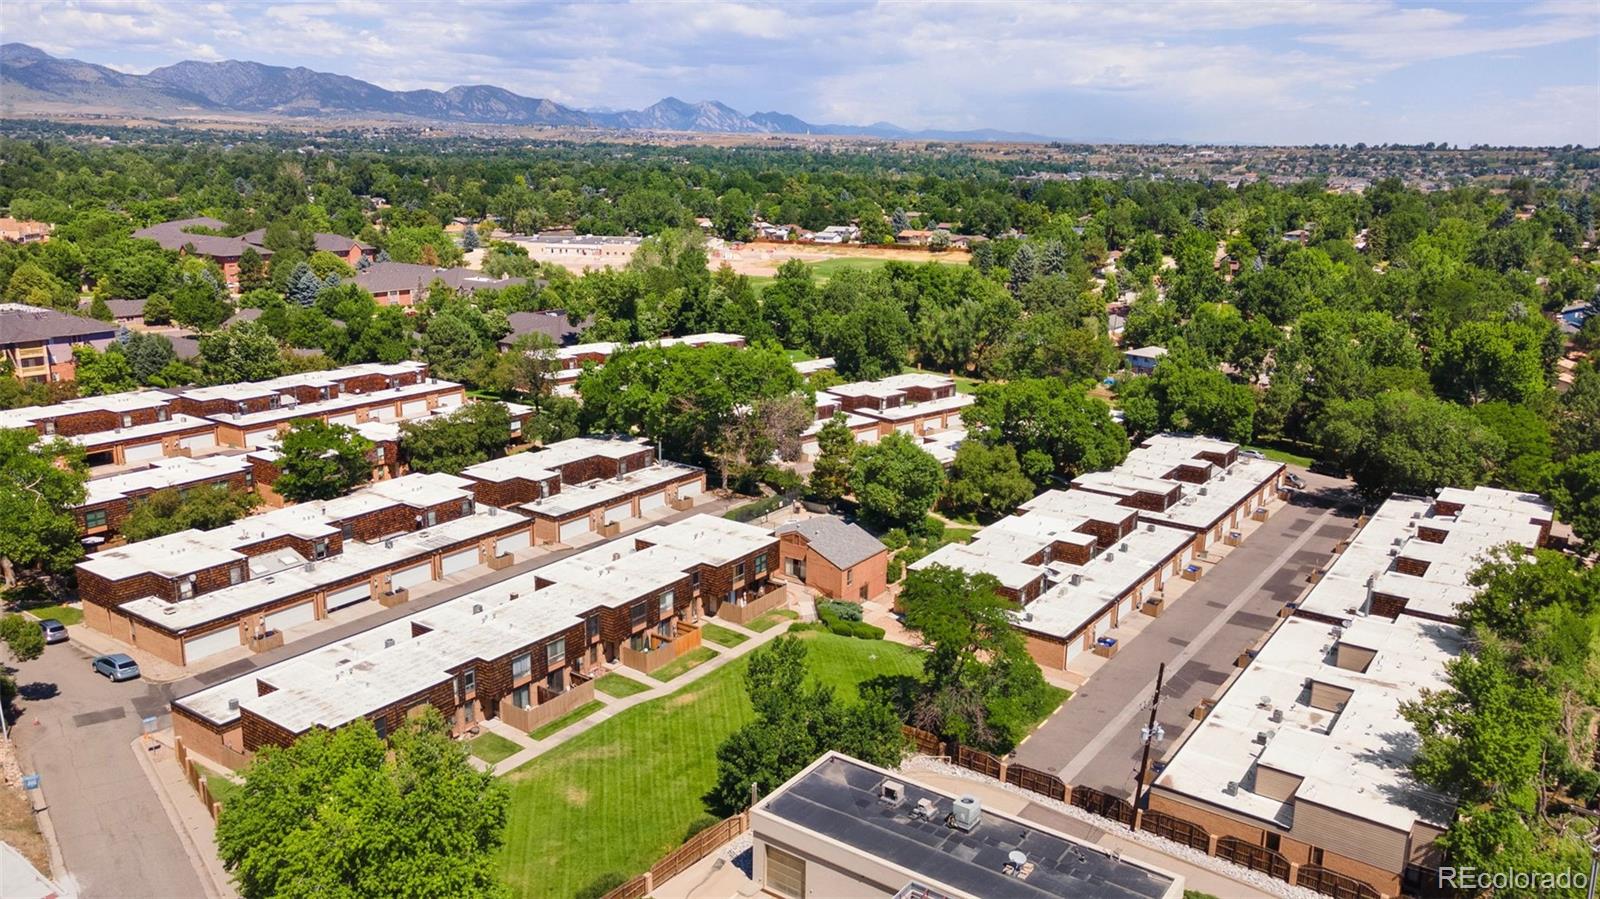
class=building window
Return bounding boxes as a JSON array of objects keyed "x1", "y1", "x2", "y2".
[
  {"x1": 121, "y1": 414, "x2": 132, "y2": 428},
  {"x1": 546, "y1": 668, "x2": 565, "y2": 692},
  {"x1": 229, "y1": 565, "x2": 244, "y2": 586},
  {"x1": 157, "y1": 408, "x2": 169, "y2": 422},
  {"x1": 461, "y1": 668, "x2": 476, "y2": 696},
  {"x1": 846, "y1": 568, "x2": 853, "y2": 585},
  {"x1": 84, "y1": 509, "x2": 107, "y2": 529},
  {"x1": 1265, "y1": 833, "x2": 1281, "y2": 853},
  {"x1": 546, "y1": 638, "x2": 565, "y2": 667},
  {"x1": 425, "y1": 510, "x2": 438, "y2": 528},
  {"x1": 373, "y1": 716, "x2": 388, "y2": 740},
  {"x1": 461, "y1": 498, "x2": 473, "y2": 515},
  {"x1": 42, "y1": 420, "x2": 55, "y2": 435},
  {"x1": 1310, "y1": 847, "x2": 1324, "y2": 866},
  {"x1": 755, "y1": 554, "x2": 766, "y2": 575},
  {"x1": 691, "y1": 570, "x2": 701, "y2": 588},
  {"x1": 735, "y1": 562, "x2": 745, "y2": 580},
  {"x1": 312, "y1": 539, "x2": 329, "y2": 560},
  {"x1": 512, "y1": 652, "x2": 531, "y2": 680},
  {"x1": 586, "y1": 615, "x2": 600, "y2": 641},
  {"x1": 765, "y1": 845, "x2": 806, "y2": 899},
  {"x1": 659, "y1": 590, "x2": 674, "y2": 616},
  {"x1": 512, "y1": 685, "x2": 531, "y2": 709},
  {"x1": 630, "y1": 603, "x2": 647, "y2": 628}
]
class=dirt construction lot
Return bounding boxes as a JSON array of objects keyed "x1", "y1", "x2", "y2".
[{"x1": 709, "y1": 242, "x2": 969, "y2": 278}]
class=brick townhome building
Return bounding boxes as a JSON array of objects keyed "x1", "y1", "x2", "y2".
[
  {"x1": 1149, "y1": 486, "x2": 1553, "y2": 898},
  {"x1": 133, "y1": 217, "x2": 376, "y2": 290},
  {"x1": 171, "y1": 515, "x2": 777, "y2": 768},
  {"x1": 800, "y1": 372, "x2": 973, "y2": 461},
  {"x1": 775, "y1": 516, "x2": 888, "y2": 601},
  {"x1": 74, "y1": 455, "x2": 256, "y2": 538}
]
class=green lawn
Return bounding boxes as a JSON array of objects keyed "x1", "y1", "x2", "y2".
[
  {"x1": 699, "y1": 623, "x2": 748, "y2": 648},
  {"x1": 469, "y1": 732, "x2": 523, "y2": 765},
  {"x1": 200, "y1": 768, "x2": 242, "y2": 807},
  {"x1": 1243, "y1": 443, "x2": 1317, "y2": 467},
  {"x1": 529, "y1": 701, "x2": 605, "y2": 741},
  {"x1": 907, "y1": 367, "x2": 984, "y2": 394},
  {"x1": 746, "y1": 608, "x2": 799, "y2": 633},
  {"x1": 593, "y1": 673, "x2": 652, "y2": 699},
  {"x1": 495, "y1": 632, "x2": 926, "y2": 898},
  {"x1": 648, "y1": 646, "x2": 719, "y2": 682},
  {"x1": 25, "y1": 604, "x2": 82, "y2": 627}
]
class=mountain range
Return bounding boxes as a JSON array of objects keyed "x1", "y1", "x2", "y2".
[{"x1": 0, "y1": 43, "x2": 1051, "y2": 143}]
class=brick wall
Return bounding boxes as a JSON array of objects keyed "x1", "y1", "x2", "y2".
[{"x1": 45, "y1": 404, "x2": 168, "y2": 437}]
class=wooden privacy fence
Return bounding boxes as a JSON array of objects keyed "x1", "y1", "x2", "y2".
[
  {"x1": 498, "y1": 678, "x2": 597, "y2": 734},
  {"x1": 1139, "y1": 809, "x2": 1210, "y2": 852},
  {"x1": 617, "y1": 622, "x2": 703, "y2": 675},
  {"x1": 1216, "y1": 835, "x2": 1292, "y2": 881},
  {"x1": 601, "y1": 813, "x2": 749, "y2": 899},
  {"x1": 716, "y1": 584, "x2": 789, "y2": 626},
  {"x1": 1297, "y1": 865, "x2": 1382, "y2": 899},
  {"x1": 953, "y1": 744, "x2": 1002, "y2": 779},
  {"x1": 1004, "y1": 763, "x2": 1066, "y2": 802},
  {"x1": 173, "y1": 737, "x2": 223, "y2": 822},
  {"x1": 901, "y1": 724, "x2": 943, "y2": 756},
  {"x1": 1070, "y1": 785, "x2": 1135, "y2": 827}
]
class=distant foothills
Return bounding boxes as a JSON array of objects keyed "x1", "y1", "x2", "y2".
[{"x1": 0, "y1": 42, "x2": 1053, "y2": 142}]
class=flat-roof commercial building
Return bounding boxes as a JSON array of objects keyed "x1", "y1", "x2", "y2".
[
  {"x1": 1148, "y1": 487, "x2": 1554, "y2": 898},
  {"x1": 1071, "y1": 434, "x2": 1285, "y2": 552},
  {"x1": 0, "y1": 303, "x2": 121, "y2": 384},
  {"x1": 171, "y1": 514, "x2": 778, "y2": 768},
  {"x1": 76, "y1": 470, "x2": 533, "y2": 667},
  {"x1": 912, "y1": 488, "x2": 1197, "y2": 670},
  {"x1": 750, "y1": 753, "x2": 1184, "y2": 899},
  {"x1": 513, "y1": 233, "x2": 642, "y2": 271}
]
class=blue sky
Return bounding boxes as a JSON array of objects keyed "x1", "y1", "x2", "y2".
[{"x1": 6, "y1": 0, "x2": 1597, "y2": 144}]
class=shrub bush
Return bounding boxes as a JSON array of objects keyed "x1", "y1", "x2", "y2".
[{"x1": 818, "y1": 600, "x2": 863, "y2": 622}]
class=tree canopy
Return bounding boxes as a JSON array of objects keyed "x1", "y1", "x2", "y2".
[{"x1": 273, "y1": 420, "x2": 375, "y2": 502}]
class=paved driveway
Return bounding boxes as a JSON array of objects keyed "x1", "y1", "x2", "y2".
[
  {"x1": 9, "y1": 640, "x2": 204, "y2": 899},
  {"x1": 1011, "y1": 477, "x2": 1359, "y2": 800}
]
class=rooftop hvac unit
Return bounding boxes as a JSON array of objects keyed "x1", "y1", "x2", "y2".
[
  {"x1": 949, "y1": 795, "x2": 981, "y2": 832},
  {"x1": 227, "y1": 698, "x2": 239, "y2": 710},
  {"x1": 1387, "y1": 548, "x2": 1399, "y2": 556},
  {"x1": 1255, "y1": 731, "x2": 1272, "y2": 745},
  {"x1": 1145, "y1": 523, "x2": 1156, "y2": 532},
  {"x1": 879, "y1": 780, "x2": 904, "y2": 805},
  {"x1": 303, "y1": 562, "x2": 315, "y2": 572},
  {"x1": 1198, "y1": 486, "x2": 1208, "y2": 496},
  {"x1": 384, "y1": 638, "x2": 395, "y2": 648},
  {"x1": 1104, "y1": 552, "x2": 1116, "y2": 563},
  {"x1": 472, "y1": 604, "x2": 483, "y2": 614},
  {"x1": 1223, "y1": 781, "x2": 1240, "y2": 796},
  {"x1": 384, "y1": 538, "x2": 395, "y2": 548},
  {"x1": 1119, "y1": 542, "x2": 1130, "y2": 552},
  {"x1": 1069, "y1": 572, "x2": 1083, "y2": 586},
  {"x1": 1270, "y1": 708, "x2": 1284, "y2": 723},
  {"x1": 509, "y1": 592, "x2": 520, "y2": 601}
]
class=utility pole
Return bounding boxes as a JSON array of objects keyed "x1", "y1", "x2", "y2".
[{"x1": 1131, "y1": 662, "x2": 1167, "y2": 831}]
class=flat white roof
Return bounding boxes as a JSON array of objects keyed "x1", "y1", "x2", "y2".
[
  {"x1": 527, "y1": 435, "x2": 650, "y2": 468},
  {"x1": 1071, "y1": 434, "x2": 1283, "y2": 531},
  {"x1": 458, "y1": 453, "x2": 559, "y2": 484},
  {"x1": 81, "y1": 454, "x2": 253, "y2": 508},
  {"x1": 518, "y1": 463, "x2": 697, "y2": 518},
  {"x1": 1296, "y1": 486, "x2": 1551, "y2": 623},
  {"x1": 220, "y1": 380, "x2": 460, "y2": 430},
  {"x1": 858, "y1": 392, "x2": 974, "y2": 422},
  {"x1": 911, "y1": 488, "x2": 1190, "y2": 639},
  {"x1": 66, "y1": 413, "x2": 215, "y2": 451},
  {"x1": 825, "y1": 372, "x2": 954, "y2": 400},
  {"x1": 792, "y1": 357, "x2": 836, "y2": 375},
  {"x1": 0, "y1": 390, "x2": 174, "y2": 429},
  {"x1": 174, "y1": 513, "x2": 771, "y2": 732},
  {"x1": 1155, "y1": 486, "x2": 1552, "y2": 839}
]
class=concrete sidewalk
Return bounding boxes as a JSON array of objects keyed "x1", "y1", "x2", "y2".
[{"x1": 132, "y1": 734, "x2": 236, "y2": 899}]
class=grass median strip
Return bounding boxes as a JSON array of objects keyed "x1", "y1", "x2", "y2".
[
  {"x1": 699, "y1": 623, "x2": 748, "y2": 648},
  {"x1": 469, "y1": 732, "x2": 523, "y2": 765},
  {"x1": 593, "y1": 673, "x2": 652, "y2": 698},
  {"x1": 648, "y1": 646, "x2": 719, "y2": 682},
  {"x1": 745, "y1": 608, "x2": 798, "y2": 632},
  {"x1": 529, "y1": 700, "x2": 604, "y2": 740}
]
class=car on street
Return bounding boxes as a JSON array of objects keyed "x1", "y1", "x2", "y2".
[
  {"x1": 1285, "y1": 473, "x2": 1306, "y2": 489},
  {"x1": 1240, "y1": 449, "x2": 1266, "y2": 460},
  {"x1": 38, "y1": 619, "x2": 69, "y2": 644},
  {"x1": 91, "y1": 653, "x2": 141, "y2": 682}
]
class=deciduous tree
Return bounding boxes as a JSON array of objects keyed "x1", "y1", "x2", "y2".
[{"x1": 274, "y1": 421, "x2": 375, "y2": 502}]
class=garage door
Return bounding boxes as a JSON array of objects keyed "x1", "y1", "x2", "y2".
[
  {"x1": 266, "y1": 602, "x2": 316, "y2": 632},
  {"x1": 496, "y1": 531, "x2": 529, "y2": 556},
  {"x1": 184, "y1": 627, "x2": 239, "y2": 663},
  {"x1": 326, "y1": 582, "x2": 371, "y2": 611},
  {"x1": 246, "y1": 428, "x2": 277, "y2": 448},
  {"x1": 677, "y1": 481, "x2": 703, "y2": 499},
  {"x1": 180, "y1": 433, "x2": 216, "y2": 452},
  {"x1": 1065, "y1": 634, "x2": 1084, "y2": 665},
  {"x1": 1092, "y1": 614, "x2": 1111, "y2": 640},
  {"x1": 441, "y1": 547, "x2": 479, "y2": 575},
  {"x1": 560, "y1": 518, "x2": 590, "y2": 542},
  {"x1": 391, "y1": 562, "x2": 433, "y2": 590},
  {"x1": 370, "y1": 405, "x2": 398, "y2": 422},
  {"x1": 896, "y1": 422, "x2": 916, "y2": 434},
  {"x1": 1120, "y1": 594, "x2": 1136, "y2": 621},
  {"x1": 639, "y1": 492, "x2": 667, "y2": 514},
  {"x1": 604, "y1": 503, "x2": 631, "y2": 524},
  {"x1": 328, "y1": 412, "x2": 358, "y2": 426},
  {"x1": 125, "y1": 442, "x2": 164, "y2": 463},
  {"x1": 402, "y1": 400, "x2": 428, "y2": 417},
  {"x1": 436, "y1": 395, "x2": 463, "y2": 411}
]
